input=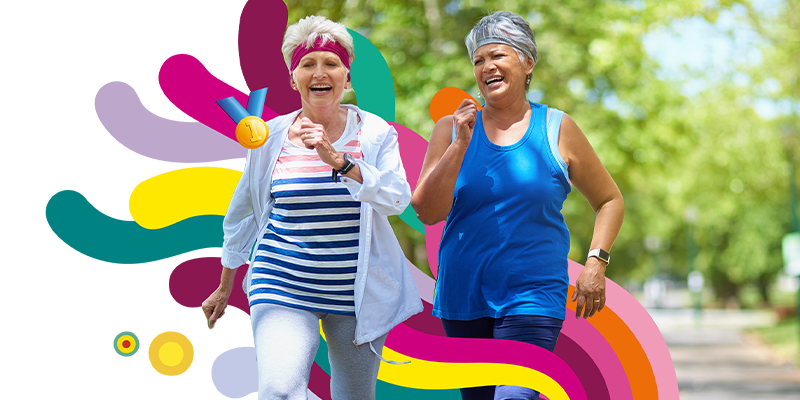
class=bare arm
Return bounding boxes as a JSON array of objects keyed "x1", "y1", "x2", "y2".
[
  {"x1": 559, "y1": 114, "x2": 625, "y2": 318},
  {"x1": 202, "y1": 266, "x2": 238, "y2": 329},
  {"x1": 411, "y1": 100, "x2": 478, "y2": 225}
]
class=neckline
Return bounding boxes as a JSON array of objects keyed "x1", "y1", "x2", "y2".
[
  {"x1": 286, "y1": 108, "x2": 355, "y2": 151},
  {"x1": 478, "y1": 101, "x2": 539, "y2": 151}
]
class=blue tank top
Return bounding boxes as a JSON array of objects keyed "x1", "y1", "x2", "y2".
[{"x1": 432, "y1": 102, "x2": 572, "y2": 321}]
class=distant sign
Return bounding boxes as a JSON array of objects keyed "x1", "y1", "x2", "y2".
[{"x1": 784, "y1": 232, "x2": 800, "y2": 276}]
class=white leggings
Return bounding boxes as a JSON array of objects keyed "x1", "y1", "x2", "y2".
[{"x1": 250, "y1": 303, "x2": 387, "y2": 400}]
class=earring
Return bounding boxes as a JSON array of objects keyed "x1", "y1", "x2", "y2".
[{"x1": 526, "y1": 77, "x2": 531, "y2": 85}]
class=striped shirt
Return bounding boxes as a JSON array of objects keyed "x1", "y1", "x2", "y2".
[{"x1": 249, "y1": 110, "x2": 362, "y2": 315}]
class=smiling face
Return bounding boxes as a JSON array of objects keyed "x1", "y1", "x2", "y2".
[
  {"x1": 473, "y1": 43, "x2": 534, "y2": 105},
  {"x1": 291, "y1": 50, "x2": 349, "y2": 111}
]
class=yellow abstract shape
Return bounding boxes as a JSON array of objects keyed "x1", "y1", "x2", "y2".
[
  {"x1": 137, "y1": 309, "x2": 208, "y2": 391},
  {"x1": 318, "y1": 329, "x2": 569, "y2": 399},
  {"x1": 159, "y1": 342, "x2": 184, "y2": 367},
  {"x1": 129, "y1": 167, "x2": 241, "y2": 229}
]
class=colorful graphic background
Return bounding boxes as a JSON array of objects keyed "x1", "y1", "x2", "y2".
[{"x1": 7, "y1": 0, "x2": 676, "y2": 398}]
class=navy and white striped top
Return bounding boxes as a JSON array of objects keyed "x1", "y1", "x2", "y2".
[{"x1": 249, "y1": 110, "x2": 362, "y2": 315}]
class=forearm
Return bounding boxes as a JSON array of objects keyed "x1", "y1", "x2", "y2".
[
  {"x1": 218, "y1": 266, "x2": 238, "y2": 296},
  {"x1": 589, "y1": 195, "x2": 624, "y2": 254},
  {"x1": 411, "y1": 141, "x2": 469, "y2": 225},
  {"x1": 331, "y1": 152, "x2": 363, "y2": 184}
]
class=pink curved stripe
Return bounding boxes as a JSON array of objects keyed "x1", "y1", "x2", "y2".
[
  {"x1": 385, "y1": 323, "x2": 587, "y2": 399},
  {"x1": 424, "y1": 221, "x2": 445, "y2": 278},
  {"x1": 567, "y1": 260, "x2": 678, "y2": 399},
  {"x1": 391, "y1": 122, "x2": 427, "y2": 191},
  {"x1": 561, "y1": 310, "x2": 633, "y2": 400},
  {"x1": 136, "y1": 0, "x2": 277, "y2": 140}
]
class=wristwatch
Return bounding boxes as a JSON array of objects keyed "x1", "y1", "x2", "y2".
[
  {"x1": 332, "y1": 153, "x2": 356, "y2": 182},
  {"x1": 587, "y1": 248, "x2": 610, "y2": 265}
]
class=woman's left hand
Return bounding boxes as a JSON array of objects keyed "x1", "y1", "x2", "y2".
[
  {"x1": 299, "y1": 117, "x2": 341, "y2": 168},
  {"x1": 571, "y1": 258, "x2": 607, "y2": 319}
]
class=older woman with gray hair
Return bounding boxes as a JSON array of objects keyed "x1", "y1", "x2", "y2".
[
  {"x1": 411, "y1": 11, "x2": 624, "y2": 400},
  {"x1": 202, "y1": 15, "x2": 422, "y2": 400}
]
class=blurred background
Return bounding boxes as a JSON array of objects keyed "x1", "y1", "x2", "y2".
[{"x1": 284, "y1": 0, "x2": 800, "y2": 397}]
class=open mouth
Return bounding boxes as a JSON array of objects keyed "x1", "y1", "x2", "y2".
[
  {"x1": 309, "y1": 84, "x2": 333, "y2": 93},
  {"x1": 485, "y1": 76, "x2": 504, "y2": 87}
]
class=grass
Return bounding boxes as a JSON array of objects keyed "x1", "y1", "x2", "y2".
[{"x1": 748, "y1": 317, "x2": 800, "y2": 366}]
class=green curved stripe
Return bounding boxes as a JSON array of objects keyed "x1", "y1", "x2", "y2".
[
  {"x1": 399, "y1": 204, "x2": 425, "y2": 234},
  {"x1": 44, "y1": 136, "x2": 222, "y2": 315},
  {"x1": 348, "y1": 29, "x2": 395, "y2": 122}
]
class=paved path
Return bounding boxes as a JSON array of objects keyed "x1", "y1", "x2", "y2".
[{"x1": 651, "y1": 310, "x2": 800, "y2": 400}]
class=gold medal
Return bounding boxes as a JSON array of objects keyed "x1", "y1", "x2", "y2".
[
  {"x1": 235, "y1": 116, "x2": 269, "y2": 149},
  {"x1": 217, "y1": 88, "x2": 270, "y2": 149}
]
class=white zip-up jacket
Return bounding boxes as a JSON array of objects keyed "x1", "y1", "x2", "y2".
[{"x1": 221, "y1": 105, "x2": 423, "y2": 345}]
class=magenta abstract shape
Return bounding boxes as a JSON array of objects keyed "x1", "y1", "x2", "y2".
[
  {"x1": 136, "y1": 0, "x2": 278, "y2": 143},
  {"x1": 390, "y1": 122, "x2": 428, "y2": 191},
  {"x1": 567, "y1": 260, "x2": 678, "y2": 399},
  {"x1": 169, "y1": 257, "x2": 250, "y2": 315},
  {"x1": 553, "y1": 334, "x2": 611, "y2": 400},
  {"x1": 385, "y1": 323, "x2": 587, "y2": 400},
  {"x1": 561, "y1": 313, "x2": 633, "y2": 400},
  {"x1": 45, "y1": 0, "x2": 246, "y2": 173},
  {"x1": 128, "y1": 331, "x2": 258, "y2": 400},
  {"x1": 238, "y1": 0, "x2": 301, "y2": 115}
]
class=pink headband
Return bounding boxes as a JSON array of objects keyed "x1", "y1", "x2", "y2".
[{"x1": 289, "y1": 37, "x2": 351, "y2": 76}]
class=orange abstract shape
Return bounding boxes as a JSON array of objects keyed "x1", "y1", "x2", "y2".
[
  {"x1": 137, "y1": 309, "x2": 208, "y2": 391},
  {"x1": 567, "y1": 286, "x2": 658, "y2": 399},
  {"x1": 429, "y1": 87, "x2": 482, "y2": 123}
]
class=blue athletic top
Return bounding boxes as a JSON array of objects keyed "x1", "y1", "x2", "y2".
[{"x1": 432, "y1": 102, "x2": 572, "y2": 321}]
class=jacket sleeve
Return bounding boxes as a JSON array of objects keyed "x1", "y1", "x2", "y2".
[
  {"x1": 221, "y1": 150, "x2": 259, "y2": 269},
  {"x1": 342, "y1": 124, "x2": 412, "y2": 216}
]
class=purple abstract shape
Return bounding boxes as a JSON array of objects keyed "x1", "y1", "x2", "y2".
[
  {"x1": 169, "y1": 257, "x2": 250, "y2": 315},
  {"x1": 561, "y1": 311, "x2": 633, "y2": 400},
  {"x1": 238, "y1": 0, "x2": 301, "y2": 115},
  {"x1": 386, "y1": 323, "x2": 587, "y2": 399},
  {"x1": 45, "y1": 0, "x2": 246, "y2": 173},
  {"x1": 136, "y1": 0, "x2": 278, "y2": 144},
  {"x1": 554, "y1": 334, "x2": 611, "y2": 400},
  {"x1": 212, "y1": 347, "x2": 258, "y2": 398}
]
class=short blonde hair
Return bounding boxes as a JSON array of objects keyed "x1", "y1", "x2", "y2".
[{"x1": 282, "y1": 15, "x2": 355, "y2": 74}]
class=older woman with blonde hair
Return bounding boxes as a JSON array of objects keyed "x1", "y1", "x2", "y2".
[
  {"x1": 411, "y1": 11, "x2": 624, "y2": 400},
  {"x1": 202, "y1": 15, "x2": 422, "y2": 400}
]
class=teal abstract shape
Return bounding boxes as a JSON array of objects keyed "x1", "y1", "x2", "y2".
[
  {"x1": 44, "y1": 136, "x2": 222, "y2": 316},
  {"x1": 348, "y1": 29, "x2": 395, "y2": 122},
  {"x1": 45, "y1": 300, "x2": 147, "y2": 400},
  {"x1": 399, "y1": 204, "x2": 424, "y2": 234}
]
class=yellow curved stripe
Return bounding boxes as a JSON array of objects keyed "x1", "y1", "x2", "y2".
[
  {"x1": 129, "y1": 167, "x2": 241, "y2": 229},
  {"x1": 377, "y1": 347, "x2": 570, "y2": 400},
  {"x1": 319, "y1": 328, "x2": 569, "y2": 400}
]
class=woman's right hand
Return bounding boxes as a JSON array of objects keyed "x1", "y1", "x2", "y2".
[
  {"x1": 202, "y1": 285, "x2": 231, "y2": 329},
  {"x1": 452, "y1": 99, "x2": 479, "y2": 147}
]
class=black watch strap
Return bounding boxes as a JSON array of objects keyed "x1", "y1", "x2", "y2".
[{"x1": 332, "y1": 153, "x2": 355, "y2": 181}]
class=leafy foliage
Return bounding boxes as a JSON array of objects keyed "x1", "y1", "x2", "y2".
[{"x1": 282, "y1": 0, "x2": 800, "y2": 304}]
